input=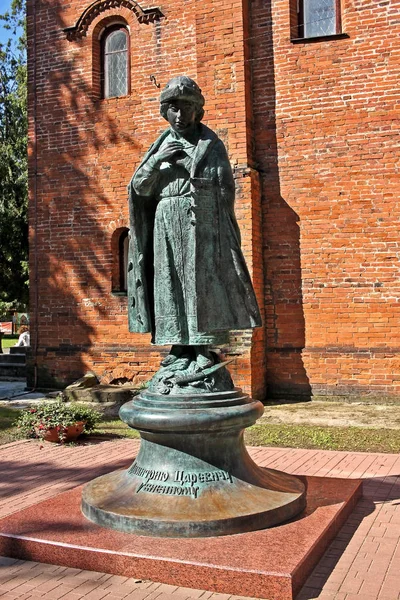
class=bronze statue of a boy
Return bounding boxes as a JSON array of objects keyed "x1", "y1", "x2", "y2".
[{"x1": 127, "y1": 76, "x2": 261, "y2": 375}]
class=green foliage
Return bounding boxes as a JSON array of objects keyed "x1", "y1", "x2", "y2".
[
  {"x1": 14, "y1": 401, "x2": 102, "y2": 442},
  {"x1": 0, "y1": 0, "x2": 28, "y2": 309}
]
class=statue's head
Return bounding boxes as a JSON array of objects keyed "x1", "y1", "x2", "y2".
[{"x1": 160, "y1": 76, "x2": 205, "y2": 124}]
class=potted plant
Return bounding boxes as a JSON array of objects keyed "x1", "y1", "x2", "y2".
[{"x1": 15, "y1": 400, "x2": 101, "y2": 443}]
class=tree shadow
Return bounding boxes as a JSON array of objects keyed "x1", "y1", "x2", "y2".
[
  {"x1": 27, "y1": 0, "x2": 161, "y2": 390},
  {"x1": 249, "y1": 1, "x2": 311, "y2": 402},
  {"x1": 0, "y1": 454, "x2": 133, "y2": 565},
  {"x1": 78, "y1": 431, "x2": 140, "y2": 443},
  {"x1": 0, "y1": 455, "x2": 132, "y2": 499}
]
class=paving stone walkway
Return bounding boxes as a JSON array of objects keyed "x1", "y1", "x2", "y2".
[{"x1": 0, "y1": 439, "x2": 399, "y2": 600}]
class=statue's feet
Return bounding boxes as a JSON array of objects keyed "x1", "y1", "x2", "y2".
[
  {"x1": 149, "y1": 345, "x2": 234, "y2": 395},
  {"x1": 161, "y1": 345, "x2": 183, "y2": 367},
  {"x1": 195, "y1": 346, "x2": 214, "y2": 370}
]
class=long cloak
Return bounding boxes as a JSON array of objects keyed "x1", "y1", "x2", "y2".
[{"x1": 127, "y1": 124, "x2": 261, "y2": 343}]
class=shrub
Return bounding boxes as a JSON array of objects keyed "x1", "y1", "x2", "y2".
[{"x1": 14, "y1": 401, "x2": 101, "y2": 442}]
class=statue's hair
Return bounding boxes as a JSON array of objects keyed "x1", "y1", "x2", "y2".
[{"x1": 159, "y1": 75, "x2": 205, "y2": 123}]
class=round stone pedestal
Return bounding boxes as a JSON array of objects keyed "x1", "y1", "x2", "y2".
[{"x1": 82, "y1": 389, "x2": 306, "y2": 537}]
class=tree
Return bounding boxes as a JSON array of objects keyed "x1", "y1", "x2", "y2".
[{"x1": 0, "y1": 0, "x2": 28, "y2": 315}]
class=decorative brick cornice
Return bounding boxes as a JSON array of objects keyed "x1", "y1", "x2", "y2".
[{"x1": 64, "y1": 0, "x2": 163, "y2": 40}]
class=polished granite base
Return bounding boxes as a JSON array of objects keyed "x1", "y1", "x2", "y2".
[{"x1": 0, "y1": 475, "x2": 362, "y2": 600}]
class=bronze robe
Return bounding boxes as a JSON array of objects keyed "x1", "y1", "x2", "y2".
[{"x1": 127, "y1": 124, "x2": 261, "y2": 345}]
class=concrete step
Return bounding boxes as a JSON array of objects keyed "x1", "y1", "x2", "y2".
[
  {"x1": 0, "y1": 354, "x2": 26, "y2": 365},
  {"x1": 0, "y1": 364, "x2": 26, "y2": 378},
  {"x1": 10, "y1": 346, "x2": 29, "y2": 355}
]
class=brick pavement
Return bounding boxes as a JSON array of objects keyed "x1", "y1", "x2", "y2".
[{"x1": 0, "y1": 439, "x2": 399, "y2": 600}]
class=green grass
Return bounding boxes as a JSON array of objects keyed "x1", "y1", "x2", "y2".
[
  {"x1": 0, "y1": 406, "x2": 22, "y2": 444},
  {"x1": 1, "y1": 335, "x2": 18, "y2": 349},
  {"x1": 1, "y1": 407, "x2": 400, "y2": 453},
  {"x1": 93, "y1": 418, "x2": 140, "y2": 439},
  {"x1": 245, "y1": 423, "x2": 400, "y2": 453}
]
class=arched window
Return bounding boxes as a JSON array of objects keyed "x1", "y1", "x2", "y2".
[{"x1": 101, "y1": 26, "x2": 129, "y2": 99}]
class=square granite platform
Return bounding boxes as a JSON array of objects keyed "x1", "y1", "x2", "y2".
[{"x1": 0, "y1": 475, "x2": 362, "y2": 600}]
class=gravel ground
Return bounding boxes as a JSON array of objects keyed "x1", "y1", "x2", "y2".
[{"x1": 261, "y1": 400, "x2": 400, "y2": 429}]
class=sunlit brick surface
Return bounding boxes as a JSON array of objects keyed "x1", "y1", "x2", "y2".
[{"x1": 27, "y1": 0, "x2": 400, "y2": 400}]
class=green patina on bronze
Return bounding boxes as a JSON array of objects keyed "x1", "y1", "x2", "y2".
[
  {"x1": 126, "y1": 76, "x2": 261, "y2": 392},
  {"x1": 82, "y1": 388, "x2": 307, "y2": 537},
  {"x1": 82, "y1": 77, "x2": 306, "y2": 537}
]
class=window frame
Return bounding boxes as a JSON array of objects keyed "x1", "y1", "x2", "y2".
[
  {"x1": 101, "y1": 24, "x2": 130, "y2": 99},
  {"x1": 293, "y1": 0, "x2": 346, "y2": 42}
]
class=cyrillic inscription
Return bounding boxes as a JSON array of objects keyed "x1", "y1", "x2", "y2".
[
  {"x1": 174, "y1": 469, "x2": 233, "y2": 484},
  {"x1": 129, "y1": 462, "x2": 234, "y2": 498},
  {"x1": 128, "y1": 463, "x2": 169, "y2": 482},
  {"x1": 137, "y1": 482, "x2": 199, "y2": 499}
]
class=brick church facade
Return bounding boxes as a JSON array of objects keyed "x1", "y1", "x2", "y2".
[{"x1": 27, "y1": 0, "x2": 400, "y2": 400}]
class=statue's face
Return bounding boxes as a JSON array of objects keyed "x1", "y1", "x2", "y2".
[{"x1": 167, "y1": 99, "x2": 197, "y2": 134}]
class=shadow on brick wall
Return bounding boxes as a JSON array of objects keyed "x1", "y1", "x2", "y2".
[
  {"x1": 249, "y1": 1, "x2": 311, "y2": 401},
  {"x1": 27, "y1": 1, "x2": 141, "y2": 388}
]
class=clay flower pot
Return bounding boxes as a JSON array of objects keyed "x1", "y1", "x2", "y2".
[
  {"x1": 16, "y1": 400, "x2": 101, "y2": 443},
  {"x1": 38, "y1": 421, "x2": 86, "y2": 443}
]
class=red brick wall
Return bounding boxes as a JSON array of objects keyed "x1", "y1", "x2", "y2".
[
  {"x1": 28, "y1": 0, "x2": 400, "y2": 400},
  {"x1": 27, "y1": 0, "x2": 265, "y2": 397},
  {"x1": 250, "y1": 0, "x2": 400, "y2": 399}
]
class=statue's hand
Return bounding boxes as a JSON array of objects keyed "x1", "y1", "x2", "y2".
[{"x1": 153, "y1": 141, "x2": 185, "y2": 165}]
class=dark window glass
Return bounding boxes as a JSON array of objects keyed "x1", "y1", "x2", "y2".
[
  {"x1": 119, "y1": 230, "x2": 129, "y2": 292},
  {"x1": 103, "y1": 28, "x2": 128, "y2": 98}
]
